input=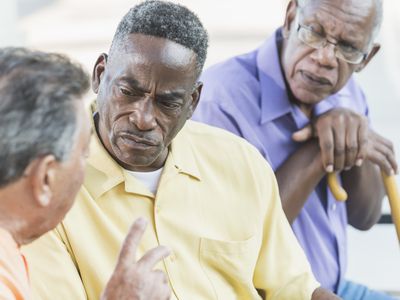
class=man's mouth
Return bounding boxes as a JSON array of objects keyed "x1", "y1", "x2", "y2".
[
  {"x1": 300, "y1": 70, "x2": 331, "y2": 87},
  {"x1": 119, "y1": 132, "x2": 158, "y2": 147}
]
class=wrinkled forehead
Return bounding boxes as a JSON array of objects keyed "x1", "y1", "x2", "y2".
[
  {"x1": 299, "y1": 0, "x2": 377, "y2": 45},
  {"x1": 111, "y1": 33, "x2": 197, "y2": 73}
]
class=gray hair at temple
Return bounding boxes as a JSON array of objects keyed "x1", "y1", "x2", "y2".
[
  {"x1": 109, "y1": 0, "x2": 209, "y2": 77},
  {"x1": 296, "y1": 0, "x2": 383, "y2": 43},
  {"x1": 0, "y1": 47, "x2": 90, "y2": 188}
]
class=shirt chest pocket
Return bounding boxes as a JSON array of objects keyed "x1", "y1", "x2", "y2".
[{"x1": 199, "y1": 235, "x2": 261, "y2": 300}]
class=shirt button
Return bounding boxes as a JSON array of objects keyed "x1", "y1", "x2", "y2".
[{"x1": 331, "y1": 203, "x2": 337, "y2": 211}]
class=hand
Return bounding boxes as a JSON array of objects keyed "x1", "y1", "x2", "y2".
[
  {"x1": 364, "y1": 130, "x2": 398, "y2": 176},
  {"x1": 292, "y1": 108, "x2": 397, "y2": 175},
  {"x1": 101, "y1": 218, "x2": 171, "y2": 300}
]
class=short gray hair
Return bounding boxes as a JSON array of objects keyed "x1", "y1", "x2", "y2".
[
  {"x1": 0, "y1": 48, "x2": 90, "y2": 187},
  {"x1": 110, "y1": 0, "x2": 208, "y2": 76}
]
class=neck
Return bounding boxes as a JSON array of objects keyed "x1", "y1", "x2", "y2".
[
  {"x1": 0, "y1": 183, "x2": 33, "y2": 246},
  {"x1": 0, "y1": 221, "x2": 25, "y2": 246},
  {"x1": 296, "y1": 102, "x2": 313, "y2": 119}
]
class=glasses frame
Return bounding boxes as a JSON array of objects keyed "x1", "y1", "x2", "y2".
[{"x1": 296, "y1": 23, "x2": 368, "y2": 65}]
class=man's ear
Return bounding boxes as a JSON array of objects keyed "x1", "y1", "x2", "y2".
[
  {"x1": 92, "y1": 53, "x2": 108, "y2": 94},
  {"x1": 282, "y1": 0, "x2": 298, "y2": 39},
  {"x1": 355, "y1": 43, "x2": 380, "y2": 73},
  {"x1": 25, "y1": 155, "x2": 57, "y2": 207},
  {"x1": 187, "y1": 82, "x2": 203, "y2": 119}
]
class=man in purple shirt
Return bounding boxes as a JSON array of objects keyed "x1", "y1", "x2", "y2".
[{"x1": 193, "y1": 0, "x2": 398, "y2": 299}]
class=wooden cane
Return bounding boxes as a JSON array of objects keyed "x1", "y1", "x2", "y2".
[
  {"x1": 381, "y1": 173, "x2": 400, "y2": 243},
  {"x1": 328, "y1": 172, "x2": 400, "y2": 243}
]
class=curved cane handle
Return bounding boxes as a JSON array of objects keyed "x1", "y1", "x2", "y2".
[
  {"x1": 328, "y1": 171, "x2": 400, "y2": 244},
  {"x1": 327, "y1": 172, "x2": 348, "y2": 201}
]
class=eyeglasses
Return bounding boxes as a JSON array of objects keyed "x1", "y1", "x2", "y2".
[{"x1": 296, "y1": 23, "x2": 368, "y2": 64}]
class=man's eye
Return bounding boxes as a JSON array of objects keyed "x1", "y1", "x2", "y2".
[
  {"x1": 120, "y1": 87, "x2": 132, "y2": 96},
  {"x1": 339, "y1": 43, "x2": 357, "y2": 54},
  {"x1": 160, "y1": 101, "x2": 181, "y2": 110}
]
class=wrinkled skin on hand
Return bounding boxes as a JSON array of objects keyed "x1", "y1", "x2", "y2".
[{"x1": 293, "y1": 107, "x2": 397, "y2": 175}]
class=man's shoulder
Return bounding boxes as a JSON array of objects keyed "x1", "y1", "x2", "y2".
[
  {"x1": 180, "y1": 121, "x2": 266, "y2": 162},
  {"x1": 200, "y1": 50, "x2": 259, "y2": 96},
  {"x1": 183, "y1": 120, "x2": 246, "y2": 143}
]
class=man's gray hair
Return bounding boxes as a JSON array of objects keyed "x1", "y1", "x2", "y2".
[
  {"x1": 0, "y1": 47, "x2": 90, "y2": 187},
  {"x1": 110, "y1": 0, "x2": 208, "y2": 75},
  {"x1": 296, "y1": 0, "x2": 383, "y2": 42}
]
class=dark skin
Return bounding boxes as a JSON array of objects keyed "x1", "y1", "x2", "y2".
[
  {"x1": 92, "y1": 33, "x2": 202, "y2": 172},
  {"x1": 277, "y1": 0, "x2": 398, "y2": 228}
]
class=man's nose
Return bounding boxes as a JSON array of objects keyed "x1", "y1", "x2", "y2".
[
  {"x1": 128, "y1": 97, "x2": 157, "y2": 131},
  {"x1": 310, "y1": 43, "x2": 338, "y2": 69}
]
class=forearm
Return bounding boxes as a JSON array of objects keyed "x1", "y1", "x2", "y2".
[
  {"x1": 275, "y1": 140, "x2": 326, "y2": 223},
  {"x1": 342, "y1": 161, "x2": 385, "y2": 230}
]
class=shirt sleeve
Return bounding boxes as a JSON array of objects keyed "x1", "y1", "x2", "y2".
[
  {"x1": 252, "y1": 153, "x2": 320, "y2": 299},
  {"x1": 21, "y1": 225, "x2": 87, "y2": 300}
]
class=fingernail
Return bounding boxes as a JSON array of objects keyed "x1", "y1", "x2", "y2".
[
  {"x1": 356, "y1": 159, "x2": 363, "y2": 167},
  {"x1": 326, "y1": 165, "x2": 333, "y2": 173},
  {"x1": 390, "y1": 169, "x2": 395, "y2": 176}
]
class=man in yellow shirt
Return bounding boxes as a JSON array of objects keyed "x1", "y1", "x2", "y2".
[
  {"x1": 23, "y1": 1, "x2": 339, "y2": 299},
  {"x1": 0, "y1": 48, "x2": 171, "y2": 300}
]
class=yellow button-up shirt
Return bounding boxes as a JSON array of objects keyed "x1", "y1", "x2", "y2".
[{"x1": 22, "y1": 120, "x2": 319, "y2": 300}]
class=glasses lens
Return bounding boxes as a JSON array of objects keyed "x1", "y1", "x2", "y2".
[
  {"x1": 335, "y1": 49, "x2": 364, "y2": 64},
  {"x1": 298, "y1": 26, "x2": 325, "y2": 49}
]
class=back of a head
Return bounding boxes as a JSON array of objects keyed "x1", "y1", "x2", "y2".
[
  {"x1": 0, "y1": 47, "x2": 90, "y2": 188},
  {"x1": 110, "y1": 0, "x2": 208, "y2": 75}
]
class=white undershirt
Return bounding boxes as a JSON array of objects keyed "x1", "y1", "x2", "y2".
[{"x1": 126, "y1": 168, "x2": 163, "y2": 195}]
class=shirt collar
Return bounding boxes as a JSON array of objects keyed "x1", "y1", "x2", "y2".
[
  {"x1": 257, "y1": 28, "x2": 292, "y2": 124},
  {"x1": 166, "y1": 121, "x2": 201, "y2": 181}
]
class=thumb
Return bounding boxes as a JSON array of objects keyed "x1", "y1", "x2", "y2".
[{"x1": 292, "y1": 124, "x2": 313, "y2": 142}]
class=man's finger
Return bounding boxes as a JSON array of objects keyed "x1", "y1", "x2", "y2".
[
  {"x1": 356, "y1": 122, "x2": 369, "y2": 165},
  {"x1": 344, "y1": 122, "x2": 359, "y2": 168},
  {"x1": 368, "y1": 149, "x2": 393, "y2": 176},
  {"x1": 137, "y1": 245, "x2": 170, "y2": 270},
  {"x1": 333, "y1": 124, "x2": 346, "y2": 171},
  {"x1": 318, "y1": 125, "x2": 334, "y2": 172},
  {"x1": 375, "y1": 143, "x2": 397, "y2": 175},
  {"x1": 116, "y1": 217, "x2": 148, "y2": 268},
  {"x1": 378, "y1": 137, "x2": 398, "y2": 174},
  {"x1": 292, "y1": 124, "x2": 313, "y2": 142}
]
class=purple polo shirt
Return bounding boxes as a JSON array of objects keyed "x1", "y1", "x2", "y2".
[{"x1": 192, "y1": 29, "x2": 369, "y2": 292}]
